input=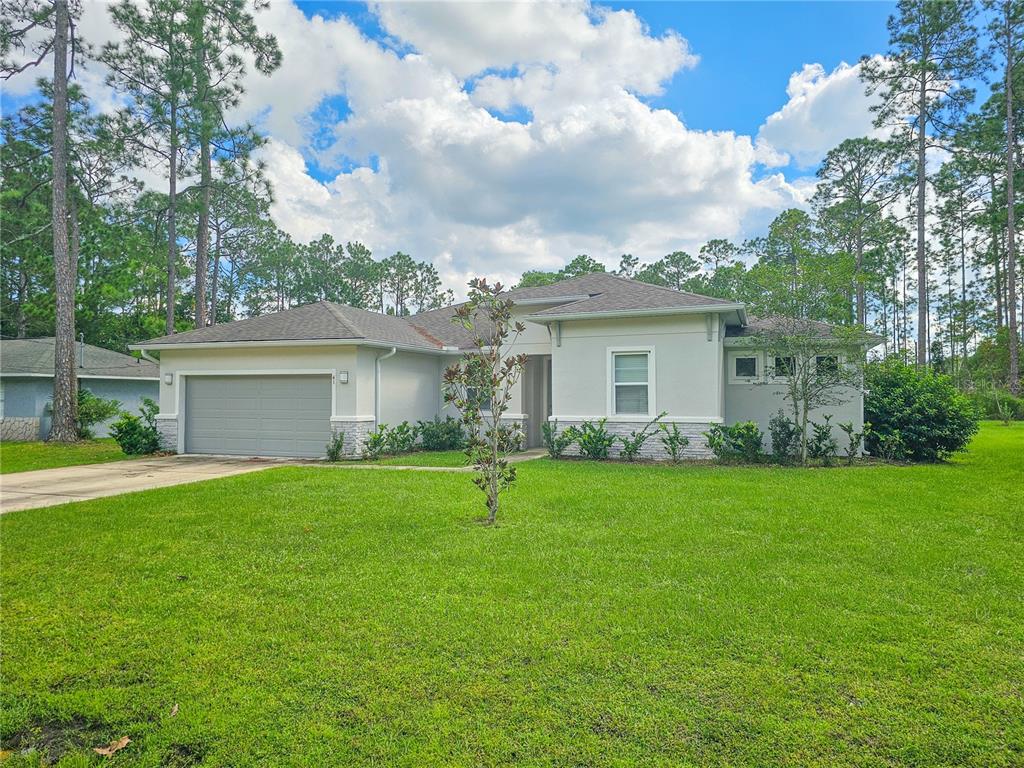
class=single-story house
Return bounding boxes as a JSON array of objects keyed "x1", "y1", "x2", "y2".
[
  {"x1": 132, "y1": 273, "x2": 877, "y2": 460},
  {"x1": 0, "y1": 337, "x2": 159, "y2": 440}
]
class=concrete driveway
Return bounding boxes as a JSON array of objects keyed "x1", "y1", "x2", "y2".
[{"x1": 0, "y1": 456, "x2": 288, "y2": 513}]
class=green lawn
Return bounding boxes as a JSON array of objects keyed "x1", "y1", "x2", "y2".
[
  {"x1": 0, "y1": 438, "x2": 133, "y2": 475},
  {"x1": 1, "y1": 424, "x2": 1021, "y2": 767},
  {"x1": 362, "y1": 449, "x2": 469, "y2": 467}
]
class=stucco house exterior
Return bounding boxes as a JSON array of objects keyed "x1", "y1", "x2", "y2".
[
  {"x1": 132, "y1": 273, "x2": 875, "y2": 459},
  {"x1": 0, "y1": 337, "x2": 159, "y2": 440}
]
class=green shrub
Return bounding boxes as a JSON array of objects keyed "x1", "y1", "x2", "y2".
[
  {"x1": 385, "y1": 421, "x2": 417, "y2": 454},
  {"x1": 76, "y1": 388, "x2": 121, "y2": 439},
  {"x1": 363, "y1": 424, "x2": 390, "y2": 458},
  {"x1": 658, "y1": 423, "x2": 690, "y2": 464},
  {"x1": 768, "y1": 409, "x2": 800, "y2": 463},
  {"x1": 864, "y1": 359, "x2": 979, "y2": 461},
  {"x1": 617, "y1": 412, "x2": 665, "y2": 462},
  {"x1": 109, "y1": 398, "x2": 161, "y2": 455},
  {"x1": 325, "y1": 432, "x2": 346, "y2": 461},
  {"x1": 837, "y1": 420, "x2": 868, "y2": 465},
  {"x1": 577, "y1": 419, "x2": 615, "y2": 460},
  {"x1": 417, "y1": 416, "x2": 466, "y2": 450},
  {"x1": 807, "y1": 415, "x2": 838, "y2": 466},
  {"x1": 704, "y1": 421, "x2": 764, "y2": 463},
  {"x1": 541, "y1": 419, "x2": 578, "y2": 459},
  {"x1": 969, "y1": 388, "x2": 1024, "y2": 423},
  {"x1": 875, "y1": 430, "x2": 908, "y2": 462}
]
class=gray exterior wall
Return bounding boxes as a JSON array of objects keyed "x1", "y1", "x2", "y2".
[
  {"x1": 723, "y1": 347, "x2": 865, "y2": 452},
  {"x1": 0, "y1": 376, "x2": 157, "y2": 440}
]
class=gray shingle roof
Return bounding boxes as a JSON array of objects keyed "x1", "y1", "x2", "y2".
[
  {"x1": 725, "y1": 316, "x2": 884, "y2": 344},
  {"x1": 407, "y1": 273, "x2": 739, "y2": 348},
  {"x1": 0, "y1": 337, "x2": 159, "y2": 378},
  {"x1": 136, "y1": 274, "x2": 747, "y2": 351},
  {"x1": 139, "y1": 301, "x2": 443, "y2": 349},
  {"x1": 509, "y1": 272, "x2": 737, "y2": 314}
]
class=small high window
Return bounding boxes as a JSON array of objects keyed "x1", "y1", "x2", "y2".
[
  {"x1": 816, "y1": 355, "x2": 839, "y2": 376},
  {"x1": 734, "y1": 356, "x2": 757, "y2": 379},
  {"x1": 774, "y1": 356, "x2": 795, "y2": 376}
]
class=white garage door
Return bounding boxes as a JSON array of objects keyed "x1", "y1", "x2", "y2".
[{"x1": 184, "y1": 375, "x2": 332, "y2": 458}]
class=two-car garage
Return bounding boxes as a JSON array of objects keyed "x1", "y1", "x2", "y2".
[{"x1": 184, "y1": 375, "x2": 332, "y2": 458}]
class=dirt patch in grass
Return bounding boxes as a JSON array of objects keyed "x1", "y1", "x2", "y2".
[{"x1": 3, "y1": 715, "x2": 109, "y2": 763}]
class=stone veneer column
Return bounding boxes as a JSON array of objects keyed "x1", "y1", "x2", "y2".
[
  {"x1": 330, "y1": 419, "x2": 374, "y2": 458},
  {"x1": 0, "y1": 417, "x2": 41, "y2": 441},
  {"x1": 155, "y1": 416, "x2": 178, "y2": 452}
]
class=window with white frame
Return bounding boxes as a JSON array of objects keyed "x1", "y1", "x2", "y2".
[
  {"x1": 730, "y1": 353, "x2": 759, "y2": 382},
  {"x1": 612, "y1": 352, "x2": 649, "y2": 415}
]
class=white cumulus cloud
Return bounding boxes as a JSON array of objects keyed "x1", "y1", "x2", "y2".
[{"x1": 757, "y1": 58, "x2": 884, "y2": 169}]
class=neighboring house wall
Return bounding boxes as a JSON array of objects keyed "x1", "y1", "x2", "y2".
[
  {"x1": 79, "y1": 378, "x2": 159, "y2": 437},
  {"x1": 547, "y1": 314, "x2": 723, "y2": 459},
  {"x1": 723, "y1": 347, "x2": 865, "y2": 452},
  {"x1": 0, "y1": 376, "x2": 158, "y2": 440},
  {"x1": 0, "y1": 378, "x2": 51, "y2": 440}
]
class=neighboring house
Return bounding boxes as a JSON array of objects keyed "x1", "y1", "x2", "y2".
[
  {"x1": 132, "y1": 273, "x2": 877, "y2": 459},
  {"x1": 0, "y1": 337, "x2": 159, "y2": 440}
]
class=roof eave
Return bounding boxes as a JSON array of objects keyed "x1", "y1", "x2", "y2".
[
  {"x1": 525, "y1": 303, "x2": 747, "y2": 323},
  {"x1": 723, "y1": 335, "x2": 883, "y2": 348},
  {"x1": 129, "y1": 337, "x2": 452, "y2": 354}
]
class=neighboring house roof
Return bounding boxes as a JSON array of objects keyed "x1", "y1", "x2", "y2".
[
  {"x1": 137, "y1": 301, "x2": 444, "y2": 350},
  {"x1": 0, "y1": 337, "x2": 159, "y2": 379},
  {"x1": 725, "y1": 316, "x2": 884, "y2": 346}
]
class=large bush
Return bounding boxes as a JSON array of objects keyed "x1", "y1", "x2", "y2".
[
  {"x1": 864, "y1": 359, "x2": 978, "y2": 461},
  {"x1": 417, "y1": 416, "x2": 466, "y2": 450},
  {"x1": 110, "y1": 398, "x2": 161, "y2": 455}
]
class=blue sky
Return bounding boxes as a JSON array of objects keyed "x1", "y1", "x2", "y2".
[
  {"x1": 286, "y1": 1, "x2": 897, "y2": 185},
  {"x1": 610, "y1": 1, "x2": 894, "y2": 134}
]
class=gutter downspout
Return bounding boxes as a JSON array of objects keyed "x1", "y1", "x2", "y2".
[
  {"x1": 138, "y1": 348, "x2": 159, "y2": 365},
  {"x1": 374, "y1": 347, "x2": 397, "y2": 427}
]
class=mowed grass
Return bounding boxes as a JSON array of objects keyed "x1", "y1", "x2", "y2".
[
  {"x1": 0, "y1": 438, "x2": 133, "y2": 475},
  {"x1": 1, "y1": 424, "x2": 1021, "y2": 767},
  {"x1": 362, "y1": 449, "x2": 470, "y2": 467}
]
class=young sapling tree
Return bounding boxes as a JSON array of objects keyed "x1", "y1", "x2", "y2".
[{"x1": 443, "y1": 278, "x2": 528, "y2": 524}]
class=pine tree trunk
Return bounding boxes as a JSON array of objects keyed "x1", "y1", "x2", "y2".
[
  {"x1": 49, "y1": 0, "x2": 78, "y2": 443},
  {"x1": 1007, "y1": 3, "x2": 1020, "y2": 395},
  {"x1": 16, "y1": 259, "x2": 27, "y2": 338},
  {"x1": 855, "y1": 234, "x2": 866, "y2": 325},
  {"x1": 916, "y1": 72, "x2": 928, "y2": 366},
  {"x1": 210, "y1": 221, "x2": 220, "y2": 325},
  {"x1": 195, "y1": 138, "x2": 210, "y2": 328},
  {"x1": 166, "y1": 102, "x2": 177, "y2": 336}
]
